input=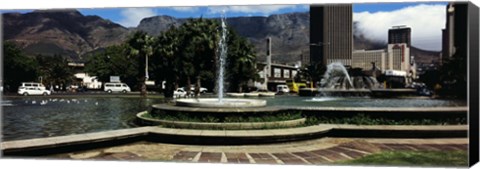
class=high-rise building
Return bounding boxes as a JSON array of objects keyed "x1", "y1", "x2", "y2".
[
  {"x1": 387, "y1": 43, "x2": 411, "y2": 72},
  {"x1": 442, "y1": 4, "x2": 456, "y2": 61},
  {"x1": 310, "y1": 4, "x2": 353, "y2": 67},
  {"x1": 388, "y1": 25, "x2": 411, "y2": 47},
  {"x1": 442, "y1": 3, "x2": 470, "y2": 61}
]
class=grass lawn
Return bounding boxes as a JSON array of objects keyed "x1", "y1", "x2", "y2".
[{"x1": 338, "y1": 150, "x2": 468, "y2": 167}]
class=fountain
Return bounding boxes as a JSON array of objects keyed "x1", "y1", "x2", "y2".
[
  {"x1": 174, "y1": 10, "x2": 265, "y2": 108},
  {"x1": 320, "y1": 62, "x2": 380, "y2": 90},
  {"x1": 321, "y1": 62, "x2": 354, "y2": 89},
  {"x1": 138, "y1": 11, "x2": 291, "y2": 130},
  {"x1": 300, "y1": 62, "x2": 381, "y2": 97},
  {"x1": 217, "y1": 11, "x2": 227, "y2": 102}
]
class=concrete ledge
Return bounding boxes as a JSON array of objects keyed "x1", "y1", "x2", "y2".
[
  {"x1": 286, "y1": 106, "x2": 467, "y2": 120},
  {"x1": 136, "y1": 111, "x2": 306, "y2": 129},
  {"x1": 175, "y1": 98, "x2": 267, "y2": 108},
  {"x1": 283, "y1": 106, "x2": 468, "y2": 112},
  {"x1": 1, "y1": 124, "x2": 468, "y2": 156},
  {"x1": 152, "y1": 104, "x2": 283, "y2": 114}
]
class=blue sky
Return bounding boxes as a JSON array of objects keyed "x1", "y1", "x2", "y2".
[
  {"x1": 1, "y1": 2, "x2": 449, "y2": 50},
  {"x1": 76, "y1": 2, "x2": 447, "y2": 27}
]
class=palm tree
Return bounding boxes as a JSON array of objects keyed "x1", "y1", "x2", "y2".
[
  {"x1": 153, "y1": 26, "x2": 182, "y2": 98},
  {"x1": 35, "y1": 54, "x2": 73, "y2": 89},
  {"x1": 126, "y1": 31, "x2": 155, "y2": 97},
  {"x1": 184, "y1": 18, "x2": 219, "y2": 96},
  {"x1": 226, "y1": 30, "x2": 258, "y2": 92}
]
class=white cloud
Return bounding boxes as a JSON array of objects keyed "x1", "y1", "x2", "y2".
[
  {"x1": 118, "y1": 8, "x2": 157, "y2": 27},
  {"x1": 171, "y1": 6, "x2": 199, "y2": 12},
  {"x1": 207, "y1": 5, "x2": 300, "y2": 15},
  {"x1": 353, "y1": 4, "x2": 446, "y2": 51}
]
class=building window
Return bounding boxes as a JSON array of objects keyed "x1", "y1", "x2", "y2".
[
  {"x1": 274, "y1": 68, "x2": 281, "y2": 78},
  {"x1": 292, "y1": 70, "x2": 298, "y2": 78},
  {"x1": 283, "y1": 70, "x2": 290, "y2": 79}
]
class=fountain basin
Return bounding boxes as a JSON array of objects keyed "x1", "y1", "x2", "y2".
[
  {"x1": 226, "y1": 93, "x2": 245, "y2": 97},
  {"x1": 175, "y1": 98, "x2": 266, "y2": 108},
  {"x1": 137, "y1": 111, "x2": 306, "y2": 129}
]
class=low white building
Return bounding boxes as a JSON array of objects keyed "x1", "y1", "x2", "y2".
[
  {"x1": 353, "y1": 49, "x2": 386, "y2": 71},
  {"x1": 352, "y1": 43, "x2": 413, "y2": 73},
  {"x1": 74, "y1": 73, "x2": 102, "y2": 89}
]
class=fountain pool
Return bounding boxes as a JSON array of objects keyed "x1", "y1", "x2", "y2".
[{"x1": 2, "y1": 96, "x2": 466, "y2": 141}]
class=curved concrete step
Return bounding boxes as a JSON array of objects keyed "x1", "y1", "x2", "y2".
[{"x1": 1, "y1": 124, "x2": 467, "y2": 156}]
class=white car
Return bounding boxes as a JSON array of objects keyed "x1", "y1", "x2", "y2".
[
  {"x1": 183, "y1": 86, "x2": 208, "y2": 93},
  {"x1": 20, "y1": 82, "x2": 46, "y2": 90},
  {"x1": 104, "y1": 83, "x2": 131, "y2": 93},
  {"x1": 276, "y1": 85, "x2": 290, "y2": 93},
  {"x1": 174, "y1": 88, "x2": 187, "y2": 98},
  {"x1": 18, "y1": 87, "x2": 51, "y2": 96}
]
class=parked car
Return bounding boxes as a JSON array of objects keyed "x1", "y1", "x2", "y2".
[
  {"x1": 182, "y1": 86, "x2": 208, "y2": 93},
  {"x1": 18, "y1": 87, "x2": 51, "y2": 96},
  {"x1": 276, "y1": 85, "x2": 290, "y2": 93},
  {"x1": 104, "y1": 83, "x2": 131, "y2": 93},
  {"x1": 174, "y1": 88, "x2": 187, "y2": 98},
  {"x1": 20, "y1": 82, "x2": 46, "y2": 90}
]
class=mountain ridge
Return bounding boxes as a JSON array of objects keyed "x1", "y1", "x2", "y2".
[{"x1": 3, "y1": 10, "x2": 440, "y2": 64}]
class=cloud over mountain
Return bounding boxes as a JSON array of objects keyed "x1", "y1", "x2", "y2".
[
  {"x1": 353, "y1": 4, "x2": 446, "y2": 51},
  {"x1": 118, "y1": 8, "x2": 157, "y2": 27},
  {"x1": 207, "y1": 5, "x2": 307, "y2": 16}
]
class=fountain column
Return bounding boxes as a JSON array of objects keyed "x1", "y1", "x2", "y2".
[{"x1": 217, "y1": 11, "x2": 228, "y2": 102}]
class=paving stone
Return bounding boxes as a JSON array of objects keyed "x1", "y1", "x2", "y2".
[
  {"x1": 249, "y1": 153, "x2": 278, "y2": 164},
  {"x1": 337, "y1": 141, "x2": 381, "y2": 153},
  {"x1": 449, "y1": 144, "x2": 468, "y2": 151},
  {"x1": 249, "y1": 153, "x2": 273, "y2": 159},
  {"x1": 173, "y1": 151, "x2": 199, "y2": 162},
  {"x1": 417, "y1": 144, "x2": 443, "y2": 151},
  {"x1": 323, "y1": 148, "x2": 353, "y2": 160},
  {"x1": 280, "y1": 158, "x2": 308, "y2": 165},
  {"x1": 271, "y1": 153, "x2": 295, "y2": 159},
  {"x1": 271, "y1": 153, "x2": 308, "y2": 165},
  {"x1": 292, "y1": 152, "x2": 319, "y2": 158},
  {"x1": 407, "y1": 144, "x2": 438, "y2": 151},
  {"x1": 329, "y1": 147, "x2": 367, "y2": 159},
  {"x1": 427, "y1": 144, "x2": 462, "y2": 151},
  {"x1": 198, "y1": 152, "x2": 222, "y2": 163},
  {"x1": 311, "y1": 149, "x2": 349, "y2": 161},
  {"x1": 379, "y1": 144, "x2": 413, "y2": 151},
  {"x1": 302, "y1": 156, "x2": 330, "y2": 164},
  {"x1": 225, "y1": 152, "x2": 250, "y2": 163}
]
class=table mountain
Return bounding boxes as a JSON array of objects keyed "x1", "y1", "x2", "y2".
[{"x1": 2, "y1": 10, "x2": 129, "y2": 60}]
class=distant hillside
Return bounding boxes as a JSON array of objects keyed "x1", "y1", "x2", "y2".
[
  {"x1": 2, "y1": 10, "x2": 129, "y2": 60},
  {"x1": 411, "y1": 46, "x2": 441, "y2": 65},
  {"x1": 137, "y1": 12, "x2": 310, "y2": 64}
]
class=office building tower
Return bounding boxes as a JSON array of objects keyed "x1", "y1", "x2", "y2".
[{"x1": 310, "y1": 4, "x2": 353, "y2": 66}]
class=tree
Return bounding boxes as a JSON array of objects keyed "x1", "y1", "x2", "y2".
[
  {"x1": 35, "y1": 54, "x2": 74, "y2": 89},
  {"x1": 84, "y1": 44, "x2": 138, "y2": 88},
  {"x1": 226, "y1": 30, "x2": 258, "y2": 92},
  {"x1": 151, "y1": 18, "x2": 258, "y2": 97},
  {"x1": 3, "y1": 42, "x2": 38, "y2": 92},
  {"x1": 126, "y1": 31, "x2": 156, "y2": 97},
  {"x1": 183, "y1": 18, "x2": 219, "y2": 95},
  {"x1": 153, "y1": 19, "x2": 220, "y2": 97},
  {"x1": 439, "y1": 51, "x2": 467, "y2": 99},
  {"x1": 153, "y1": 26, "x2": 182, "y2": 98}
]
